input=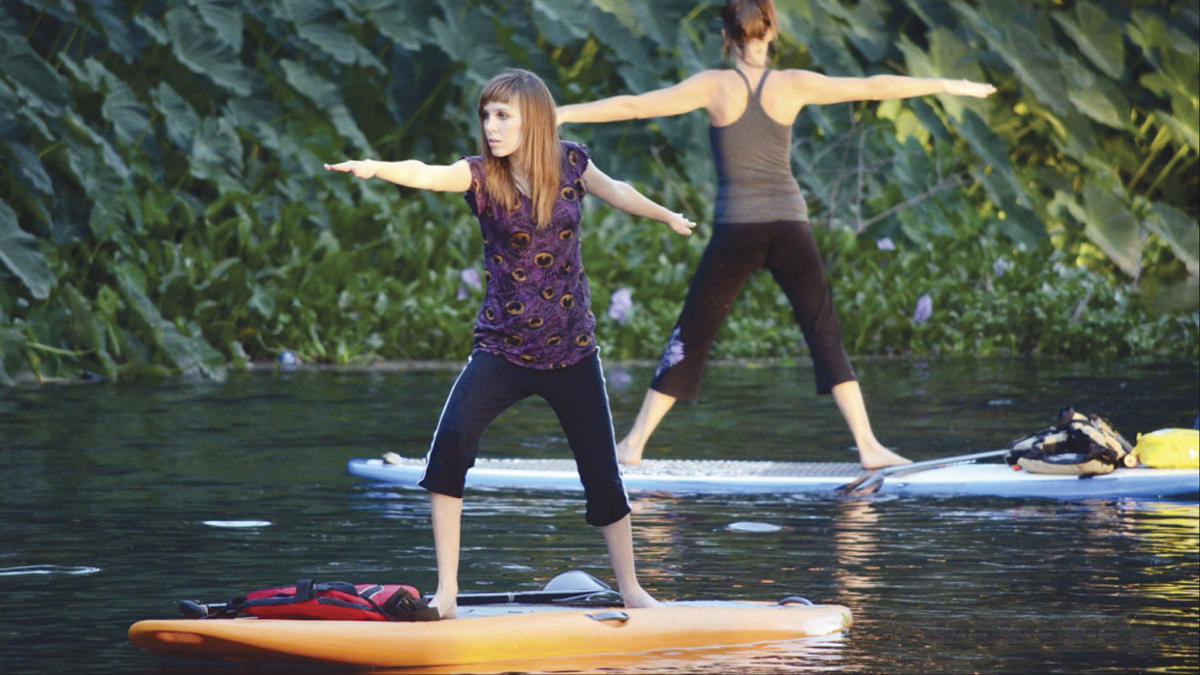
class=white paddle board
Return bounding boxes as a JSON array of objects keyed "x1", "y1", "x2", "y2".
[{"x1": 347, "y1": 456, "x2": 1199, "y2": 499}]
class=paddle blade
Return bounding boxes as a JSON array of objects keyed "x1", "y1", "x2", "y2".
[
  {"x1": 543, "y1": 570, "x2": 611, "y2": 593},
  {"x1": 834, "y1": 472, "x2": 884, "y2": 496},
  {"x1": 453, "y1": 570, "x2": 620, "y2": 606}
]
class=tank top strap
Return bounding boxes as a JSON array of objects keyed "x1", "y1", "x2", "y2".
[
  {"x1": 732, "y1": 67, "x2": 753, "y2": 95},
  {"x1": 753, "y1": 70, "x2": 771, "y2": 101}
]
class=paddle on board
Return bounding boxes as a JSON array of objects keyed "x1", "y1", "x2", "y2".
[
  {"x1": 837, "y1": 448, "x2": 1011, "y2": 495},
  {"x1": 453, "y1": 570, "x2": 620, "y2": 606},
  {"x1": 178, "y1": 570, "x2": 619, "y2": 618}
]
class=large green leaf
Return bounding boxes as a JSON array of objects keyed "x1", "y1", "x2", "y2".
[
  {"x1": 1059, "y1": 54, "x2": 1129, "y2": 130},
  {"x1": 956, "y1": 4, "x2": 1068, "y2": 116},
  {"x1": 950, "y1": 110, "x2": 1024, "y2": 206},
  {"x1": 780, "y1": 2, "x2": 864, "y2": 76},
  {"x1": 1, "y1": 139, "x2": 53, "y2": 196},
  {"x1": 132, "y1": 13, "x2": 169, "y2": 45},
  {"x1": 60, "y1": 283, "x2": 118, "y2": 379},
  {"x1": 84, "y1": 0, "x2": 139, "y2": 63},
  {"x1": 0, "y1": 27, "x2": 72, "y2": 116},
  {"x1": 429, "y1": 0, "x2": 511, "y2": 86},
  {"x1": 811, "y1": 0, "x2": 891, "y2": 63},
  {"x1": 165, "y1": 6, "x2": 261, "y2": 96},
  {"x1": 361, "y1": 0, "x2": 434, "y2": 50},
  {"x1": 62, "y1": 111, "x2": 132, "y2": 192},
  {"x1": 283, "y1": 0, "x2": 385, "y2": 72},
  {"x1": 0, "y1": 201, "x2": 54, "y2": 300},
  {"x1": 192, "y1": 0, "x2": 244, "y2": 49},
  {"x1": 56, "y1": 54, "x2": 154, "y2": 145},
  {"x1": 279, "y1": 59, "x2": 370, "y2": 152},
  {"x1": 1138, "y1": 44, "x2": 1200, "y2": 151},
  {"x1": 1127, "y1": 9, "x2": 1198, "y2": 70},
  {"x1": 1080, "y1": 184, "x2": 1143, "y2": 279},
  {"x1": 1154, "y1": 108, "x2": 1200, "y2": 153},
  {"x1": 0, "y1": 325, "x2": 27, "y2": 386},
  {"x1": 101, "y1": 74, "x2": 153, "y2": 147},
  {"x1": 898, "y1": 29, "x2": 987, "y2": 123},
  {"x1": 114, "y1": 262, "x2": 226, "y2": 380},
  {"x1": 1143, "y1": 202, "x2": 1199, "y2": 277},
  {"x1": 150, "y1": 82, "x2": 201, "y2": 150},
  {"x1": 530, "y1": 0, "x2": 591, "y2": 46},
  {"x1": 189, "y1": 116, "x2": 245, "y2": 188},
  {"x1": 1051, "y1": 3, "x2": 1125, "y2": 79},
  {"x1": 584, "y1": 8, "x2": 659, "y2": 93}
]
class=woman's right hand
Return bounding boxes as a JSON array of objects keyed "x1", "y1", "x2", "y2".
[
  {"x1": 323, "y1": 160, "x2": 377, "y2": 179},
  {"x1": 943, "y1": 79, "x2": 996, "y2": 98}
]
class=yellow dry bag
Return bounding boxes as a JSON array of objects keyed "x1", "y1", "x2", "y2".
[{"x1": 1134, "y1": 429, "x2": 1200, "y2": 469}]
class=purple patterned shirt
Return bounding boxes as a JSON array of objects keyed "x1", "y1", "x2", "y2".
[{"x1": 463, "y1": 141, "x2": 595, "y2": 369}]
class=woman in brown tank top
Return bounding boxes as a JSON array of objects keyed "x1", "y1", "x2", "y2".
[{"x1": 557, "y1": 0, "x2": 994, "y2": 470}]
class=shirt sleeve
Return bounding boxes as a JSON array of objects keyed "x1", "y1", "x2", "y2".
[
  {"x1": 562, "y1": 141, "x2": 589, "y2": 194},
  {"x1": 461, "y1": 155, "x2": 486, "y2": 216}
]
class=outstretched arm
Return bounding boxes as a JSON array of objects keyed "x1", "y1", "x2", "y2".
[
  {"x1": 323, "y1": 158, "x2": 473, "y2": 192},
  {"x1": 789, "y1": 70, "x2": 995, "y2": 106},
  {"x1": 582, "y1": 162, "x2": 695, "y2": 236},
  {"x1": 557, "y1": 71, "x2": 720, "y2": 124}
]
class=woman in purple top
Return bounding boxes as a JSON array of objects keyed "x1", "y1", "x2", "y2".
[
  {"x1": 326, "y1": 69, "x2": 694, "y2": 620},
  {"x1": 558, "y1": 0, "x2": 994, "y2": 470}
]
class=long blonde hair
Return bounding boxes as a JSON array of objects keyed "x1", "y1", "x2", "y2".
[
  {"x1": 721, "y1": 0, "x2": 777, "y2": 59},
  {"x1": 477, "y1": 70, "x2": 561, "y2": 229}
]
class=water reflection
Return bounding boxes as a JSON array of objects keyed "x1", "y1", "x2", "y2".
[{"x1": 832, "y1": 499, "x2": 883, "y2": 613}]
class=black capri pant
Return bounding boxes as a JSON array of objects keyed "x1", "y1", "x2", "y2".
[
  {"x1": 651, "y1": 219, "x2": 856, "y2": 400},
  {"x1": 419, "y1": 350, "x2": 631, "y2": 527}
]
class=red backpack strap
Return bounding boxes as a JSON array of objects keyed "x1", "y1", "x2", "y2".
[{"x1": 377, "y1": 584, "x2": 440, "y2": 621}]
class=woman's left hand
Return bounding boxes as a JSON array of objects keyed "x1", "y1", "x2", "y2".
[{"x1": 666, "y1": 212, "x2": 697, "y2": 236}]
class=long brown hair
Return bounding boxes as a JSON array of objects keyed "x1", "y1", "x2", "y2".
[
  {"x1": 477, "y1": 70, "x2": 561, "y2": 229},
  {"x1": 721, "y1": 0, "x2": 777, "y2": 59}
]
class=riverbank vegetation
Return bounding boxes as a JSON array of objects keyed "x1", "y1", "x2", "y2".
[{"x1": 1, "y1": 1, "x2": 1196, "y2": 384}]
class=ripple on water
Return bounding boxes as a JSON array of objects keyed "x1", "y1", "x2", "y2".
[
  {"x1": 727, "y1": 521, "x2": 783, "y2": 533},
  {"x1": 0, "y1": 564, "x2": 101, "y2": 577}
]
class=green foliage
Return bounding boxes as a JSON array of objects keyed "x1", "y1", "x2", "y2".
[{"x1": 0, "y1": 0, "x2": 1196, "y2": 384}]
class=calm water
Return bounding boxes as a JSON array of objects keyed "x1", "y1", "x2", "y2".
[{"x1": 1, "y1": 358, "x2": 1197, "y2": 674}]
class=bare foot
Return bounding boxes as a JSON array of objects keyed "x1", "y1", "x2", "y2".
[
  {"x1": 858, "y1": 442, "x2": 911, "y2": 470},
  {"x1": 428, "y1": 592, "x2": 457, "y2": 620},
  {"x1": 616, "y1": 437, "x2": 643, "y2": 466},
  {"x1": 621, "y1": 586, "x2": 660, "y2": 609}
]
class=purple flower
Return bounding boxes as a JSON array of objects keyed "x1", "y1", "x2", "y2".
[
  {"x1": 457, "y1": 268, "x2": 482, "y2": 300},
  {"x1": 608, "y1": 287, "x2": 633, "y2": 323},
  {"x1": 993, "y1": 257, "x2": 1013, "y2": 277},
  {"x1": 912, "y1": 293, "x2": 933, "y2": 324},
  {"x1": 607, "y1": 368, "x2": 633, "y2": 389},
  {"x1": 875, "y1": 237, "x2": 895, "y2": 251},
  {"x1": 460, "y1": 268, "x2": 482, "y2": 290}
]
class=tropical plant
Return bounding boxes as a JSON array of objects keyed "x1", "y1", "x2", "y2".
[{"x1": 0, "y1": 0, "x2": 1196, "y2": 385}]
